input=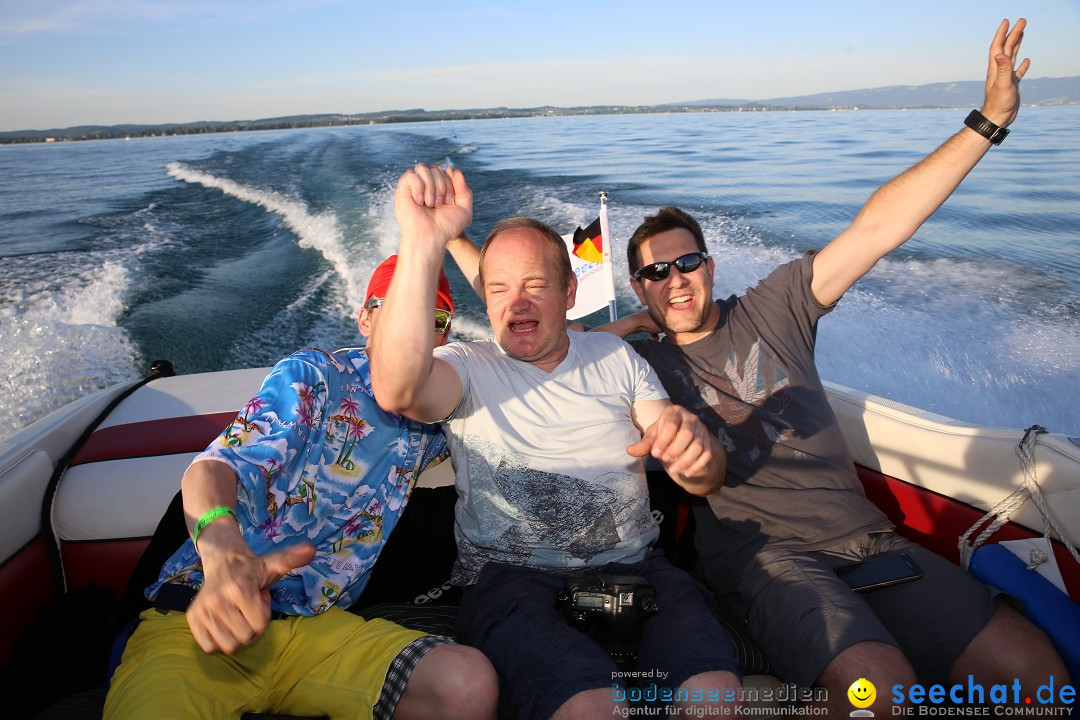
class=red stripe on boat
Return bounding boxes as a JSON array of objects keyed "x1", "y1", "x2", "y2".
[
  {"x1": 70, "y1": 411, "x2": 238, "y2": 466},
  {"x1": 858, "y1": 464, "x2": 1080, "y2": 601},
  {"x1": 62, "y1": 538, "x2": 150, "y2": 597},
  {"x1": 0, "y1": 537, "x2": 56, "y2": 667}
]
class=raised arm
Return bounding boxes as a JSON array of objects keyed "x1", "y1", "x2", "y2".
[
  {"x1": 369, "y1": 164, "x2": 472, "y2": 422},
  {"x1": 811, "y1": 18, "x2": 1029, "y2": 307},
  {"x1": 628, "y1": 399, "x2": 726, "y2": 496},
  {"x1": 447, "y1": 233, "x2": 482, "y2": 298}
]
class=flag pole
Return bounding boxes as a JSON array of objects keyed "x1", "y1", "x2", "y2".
[{"x1": 598, "y1": 191, "x2": 618, "y2": 321}]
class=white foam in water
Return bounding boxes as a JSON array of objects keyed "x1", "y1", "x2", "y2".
[
  {"x1": 222, "y1": 164, "x2": 1076, "y2": 435},
  {"x1": 365, "y1": 177, "x2": 405, "y2": 263},
  {"x1": 0, "y1": 196, "x2": 188, "y2": 436},
  {"x1": 167, "y1": 162, "x2": 369, "y2": 309},
  {"x1": 732, "y1": 237, "x2": 1078, "y2": 432},
  {"x1": 629, "y1": 208, "x2": 1080, "y2": 433},
  {"x1": 0, "y1": 260, "x2": 140, "y2": 432}
]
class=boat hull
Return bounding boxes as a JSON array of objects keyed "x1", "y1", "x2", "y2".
[{"x1": 2, "y1": 367, "x2": 1077, "y2": 687}]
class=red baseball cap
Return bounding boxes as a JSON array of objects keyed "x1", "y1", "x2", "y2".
[{"x1": 364, "y1": 255, "x2": 455, "y2": 313}]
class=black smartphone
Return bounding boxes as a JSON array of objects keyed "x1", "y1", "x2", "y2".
[{"x1": 834, "y1": 553, "x2": 923, "y2": 592}]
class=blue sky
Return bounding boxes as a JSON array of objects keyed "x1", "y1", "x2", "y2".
[{"x1": 2, "y1": 0, "x2": 1078, "y2": 131}]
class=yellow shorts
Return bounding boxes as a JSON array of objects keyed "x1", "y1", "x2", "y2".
[{"x1": 104, "y1": 606, "x2": 428, "y2": 719}]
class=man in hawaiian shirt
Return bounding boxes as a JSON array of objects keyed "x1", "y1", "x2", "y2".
[{"x1": 105, "y1": 257, "x2": 497, "y2": 720}]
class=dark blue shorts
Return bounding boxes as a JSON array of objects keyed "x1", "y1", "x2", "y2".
[{"x1": 457, "y1": 550, "x2": 741, "y2": 719}]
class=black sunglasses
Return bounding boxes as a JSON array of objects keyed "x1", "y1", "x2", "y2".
[{"x1": 632, "y1": 251, "x2": 710, "y2": 282}]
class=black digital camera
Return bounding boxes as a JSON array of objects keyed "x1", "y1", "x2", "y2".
[{"x1": 555, "y1": 573, "x2": 659, "y2": 667}]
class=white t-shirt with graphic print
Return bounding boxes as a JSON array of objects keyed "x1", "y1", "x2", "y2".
[{"x1": 434, "y1": 330, "x2": 667, "y2": 585}]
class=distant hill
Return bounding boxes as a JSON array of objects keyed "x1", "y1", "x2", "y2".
[
  {"x1": 681, "y1": 76, "x2": 1080, "y2": 110},
  {"x1": 0, "y1": 108, "x2": 580, "y2": 143},
  {"x1": 3, "y1": 76, "x2": 1077, "y2": 144}
]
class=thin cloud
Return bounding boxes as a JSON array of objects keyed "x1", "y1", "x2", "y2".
[
  {"x1": 2, "y1": 0, "x2": 180, "y2": 35},
  {"x1": 1, "y1": 0, "x2": 343, "y2": 36}
]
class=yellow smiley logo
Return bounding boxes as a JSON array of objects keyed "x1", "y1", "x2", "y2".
[{"x1": 847, "y1": 678, "x2": 876, "y2": 709}]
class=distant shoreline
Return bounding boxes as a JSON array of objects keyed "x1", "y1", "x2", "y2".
[
  {"x1": 0, "y1": 105, "x2": 923, "y2": 145},
  {"x1": 4, "y1": 73, "x2": 1077, "y2": 145}
]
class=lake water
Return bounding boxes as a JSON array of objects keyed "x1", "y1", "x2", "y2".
[{"x1": 1, "y1": 106, "x2": 1078, "y2": 438}]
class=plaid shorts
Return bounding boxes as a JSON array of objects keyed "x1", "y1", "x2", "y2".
[{"x1": 373, "y1": 634, "x2": 453, "y2": 720}]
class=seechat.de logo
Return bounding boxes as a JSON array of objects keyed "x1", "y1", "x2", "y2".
[{"x1": 891, "y1": 676, "x2": 1076, "y2": 715}]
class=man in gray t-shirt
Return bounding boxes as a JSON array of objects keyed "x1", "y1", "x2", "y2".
[
  {"x1": 370, "y1": 164, "x2": 741, "y2": 718},
  {"x1": 599, "y1": 17, "x2": 1066, "y2": 717}
]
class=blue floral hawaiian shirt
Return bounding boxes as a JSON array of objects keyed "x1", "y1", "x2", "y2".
[{"x1": 146, "y1": 347, "x2": 448, "y2": 615}]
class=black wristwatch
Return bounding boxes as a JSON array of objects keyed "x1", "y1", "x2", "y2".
[{"x1": 964, "y1": 109, "x2": 1009, "y2": 145}]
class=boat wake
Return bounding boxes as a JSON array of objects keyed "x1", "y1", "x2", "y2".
[
  {"x1": 0, "y1": 258, "x2": 139, "y2": 432},
  {"x1": 166, "y1": 162, "x2": 368, "y2": 308}
]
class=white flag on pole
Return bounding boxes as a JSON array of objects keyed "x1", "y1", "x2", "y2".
[{"x1": 563, "y1": 193, "x2": 618, "y2": 321}]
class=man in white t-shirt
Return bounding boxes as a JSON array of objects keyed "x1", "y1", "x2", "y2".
[{"x1": 370, "y1": 164, "x2": 741, "y2": 719}]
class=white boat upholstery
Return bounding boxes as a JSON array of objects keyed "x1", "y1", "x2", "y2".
[
  {"x1": 55, "y1": 454, "x2": 198, "y2": 542},
  {"x1": 826, "y1": 381, "x2": 1080, "y2": 550},
  {"x1": 50, "y1": 365, "x2": 456, "y2": 543},
  {"x1": 0, "y1": 382, "x2": 138, "y2": 561},
  {"x1": 50, "y1": 368, "x2": 268, "y2": 543},
  {"x1": 93, "y1": 368, "x2": 270, "y2": 428}
]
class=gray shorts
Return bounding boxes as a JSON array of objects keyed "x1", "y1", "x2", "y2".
[{"x1": 720, "y1": 532, "x2": 996, "y2": 687}]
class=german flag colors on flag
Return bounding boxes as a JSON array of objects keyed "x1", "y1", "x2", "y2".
[{"x1": 572, "y1": 217, "x2": 603, "y2": 264}]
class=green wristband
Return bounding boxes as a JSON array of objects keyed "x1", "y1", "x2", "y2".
[{"x1": 192, "y1": 505, "x2": 239, "y2": 550}]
